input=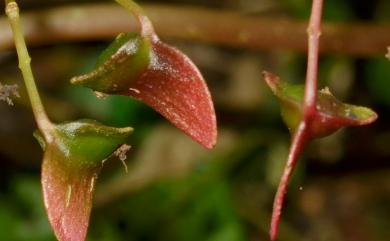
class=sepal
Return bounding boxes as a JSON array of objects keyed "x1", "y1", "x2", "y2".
[
  {"x1": 39, "y1": 120, "x2": 132, "y2": 241},
  {"x1": 263, "y1": 71, "x2": 377, "y2": 138}
]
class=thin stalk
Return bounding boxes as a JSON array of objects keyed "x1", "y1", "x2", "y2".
[
  {"x1": 270, "y1": 123, "x2": 308, "y2": 241},
  {"x1": 5, "y1": 1, "x2": 53, "y2": 140},
  {"x1": 114, "y1": 0, "x2": 157, "y2": 41},
  {"x1": 269, "y1": 0, "x2": 324, "y2": 240},
  {"x1": 303, "y1": 0, "x2": 323, "y2": 116}
]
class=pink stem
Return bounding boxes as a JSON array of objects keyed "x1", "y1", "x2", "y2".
[
  {"x1": 115, "y1": 0, "x2": 158, "y2": 41},
  {"x1": 134, "y1": 9, "x2": 158, "y2": 41},
  {"x1": 270, "y1": 123, "x2": 308, "y2": 241},
  {"x1": 269, "y1": 0, "x2": 324, "y2": 240},
  {"x1": 304, "y1": 0, "x2": 323, "y2": 116}
]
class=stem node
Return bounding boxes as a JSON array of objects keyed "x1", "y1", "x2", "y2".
[{"x1": 5, "y1": 0, "x2": 53, "y2": 141}]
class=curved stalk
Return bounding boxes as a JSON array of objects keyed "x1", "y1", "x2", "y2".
[
  {"x1": 5, "y1": 0, "x2": 53, "y2": 141},
  {"x1": 270, "y1": 123, "x2": 308, "y2": 241},
  {"x1": 114, "y1": 0, "x2": 157, "y2": 41}
]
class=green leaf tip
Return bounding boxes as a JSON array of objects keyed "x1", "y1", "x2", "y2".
[
  {"x1": 263, "y1": 71, "x2": 303, "y2": 133},
  {"x1": 70, "y1": 33, "x2": 151, "y2": 93},
  {"x1": 52, "y1": 119, "x2": 133, "y2": 168},
  {"x1": 35, "y1": 119, "x2": 133, "y2": 170},
  {"x1": 316, "y1": 87, "x2": 378, "y2": 125},
  {"x1": 263, "y1": 71, "x2": 378, "y2": 138}
]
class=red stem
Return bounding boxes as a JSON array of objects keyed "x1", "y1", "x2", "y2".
[
  {"x1": 304, "y1": 0, "x2": 323, "y2": 116},
  {"x1": 269, "y1": 0, "x2": 324, "y2": 240},
  {"x1": 269, "y1": 123, "x2": 308, "y2": 241}
]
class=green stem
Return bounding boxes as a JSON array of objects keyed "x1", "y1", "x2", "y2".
[
  {"x1": 5, "y1": 1, "x2": 53, "y2": 140},
  {"x1": 114, "y1": 0, "x2": 157, "y2": 41}
]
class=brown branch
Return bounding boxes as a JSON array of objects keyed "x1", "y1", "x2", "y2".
[{"x1": 0, "y1": 3, "x2": 389, "y2": 56}]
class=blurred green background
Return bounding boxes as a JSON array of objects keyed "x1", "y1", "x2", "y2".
[{"x1": 0, "y1": 0, "x2": 389, "y2": 241}]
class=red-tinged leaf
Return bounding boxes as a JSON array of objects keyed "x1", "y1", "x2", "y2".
[
  {"x1": 70, "y1": 0, "x2": 216, "y2": 149},
  {"x1": 124, "y1": 40, "x2": 217, "y2": 149},
  {"x1": 42, "y1": 144, "x2": 98, "y2": 241},
  {"x1": 71, "y1": 34, "x2": 217, "y2": 149},
  {"x1": 312, "y1": 87, "x2": 378, "y2": 138},
  {"x1": 36, "y1": 120, "x2": 133, "y2": 241}
]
